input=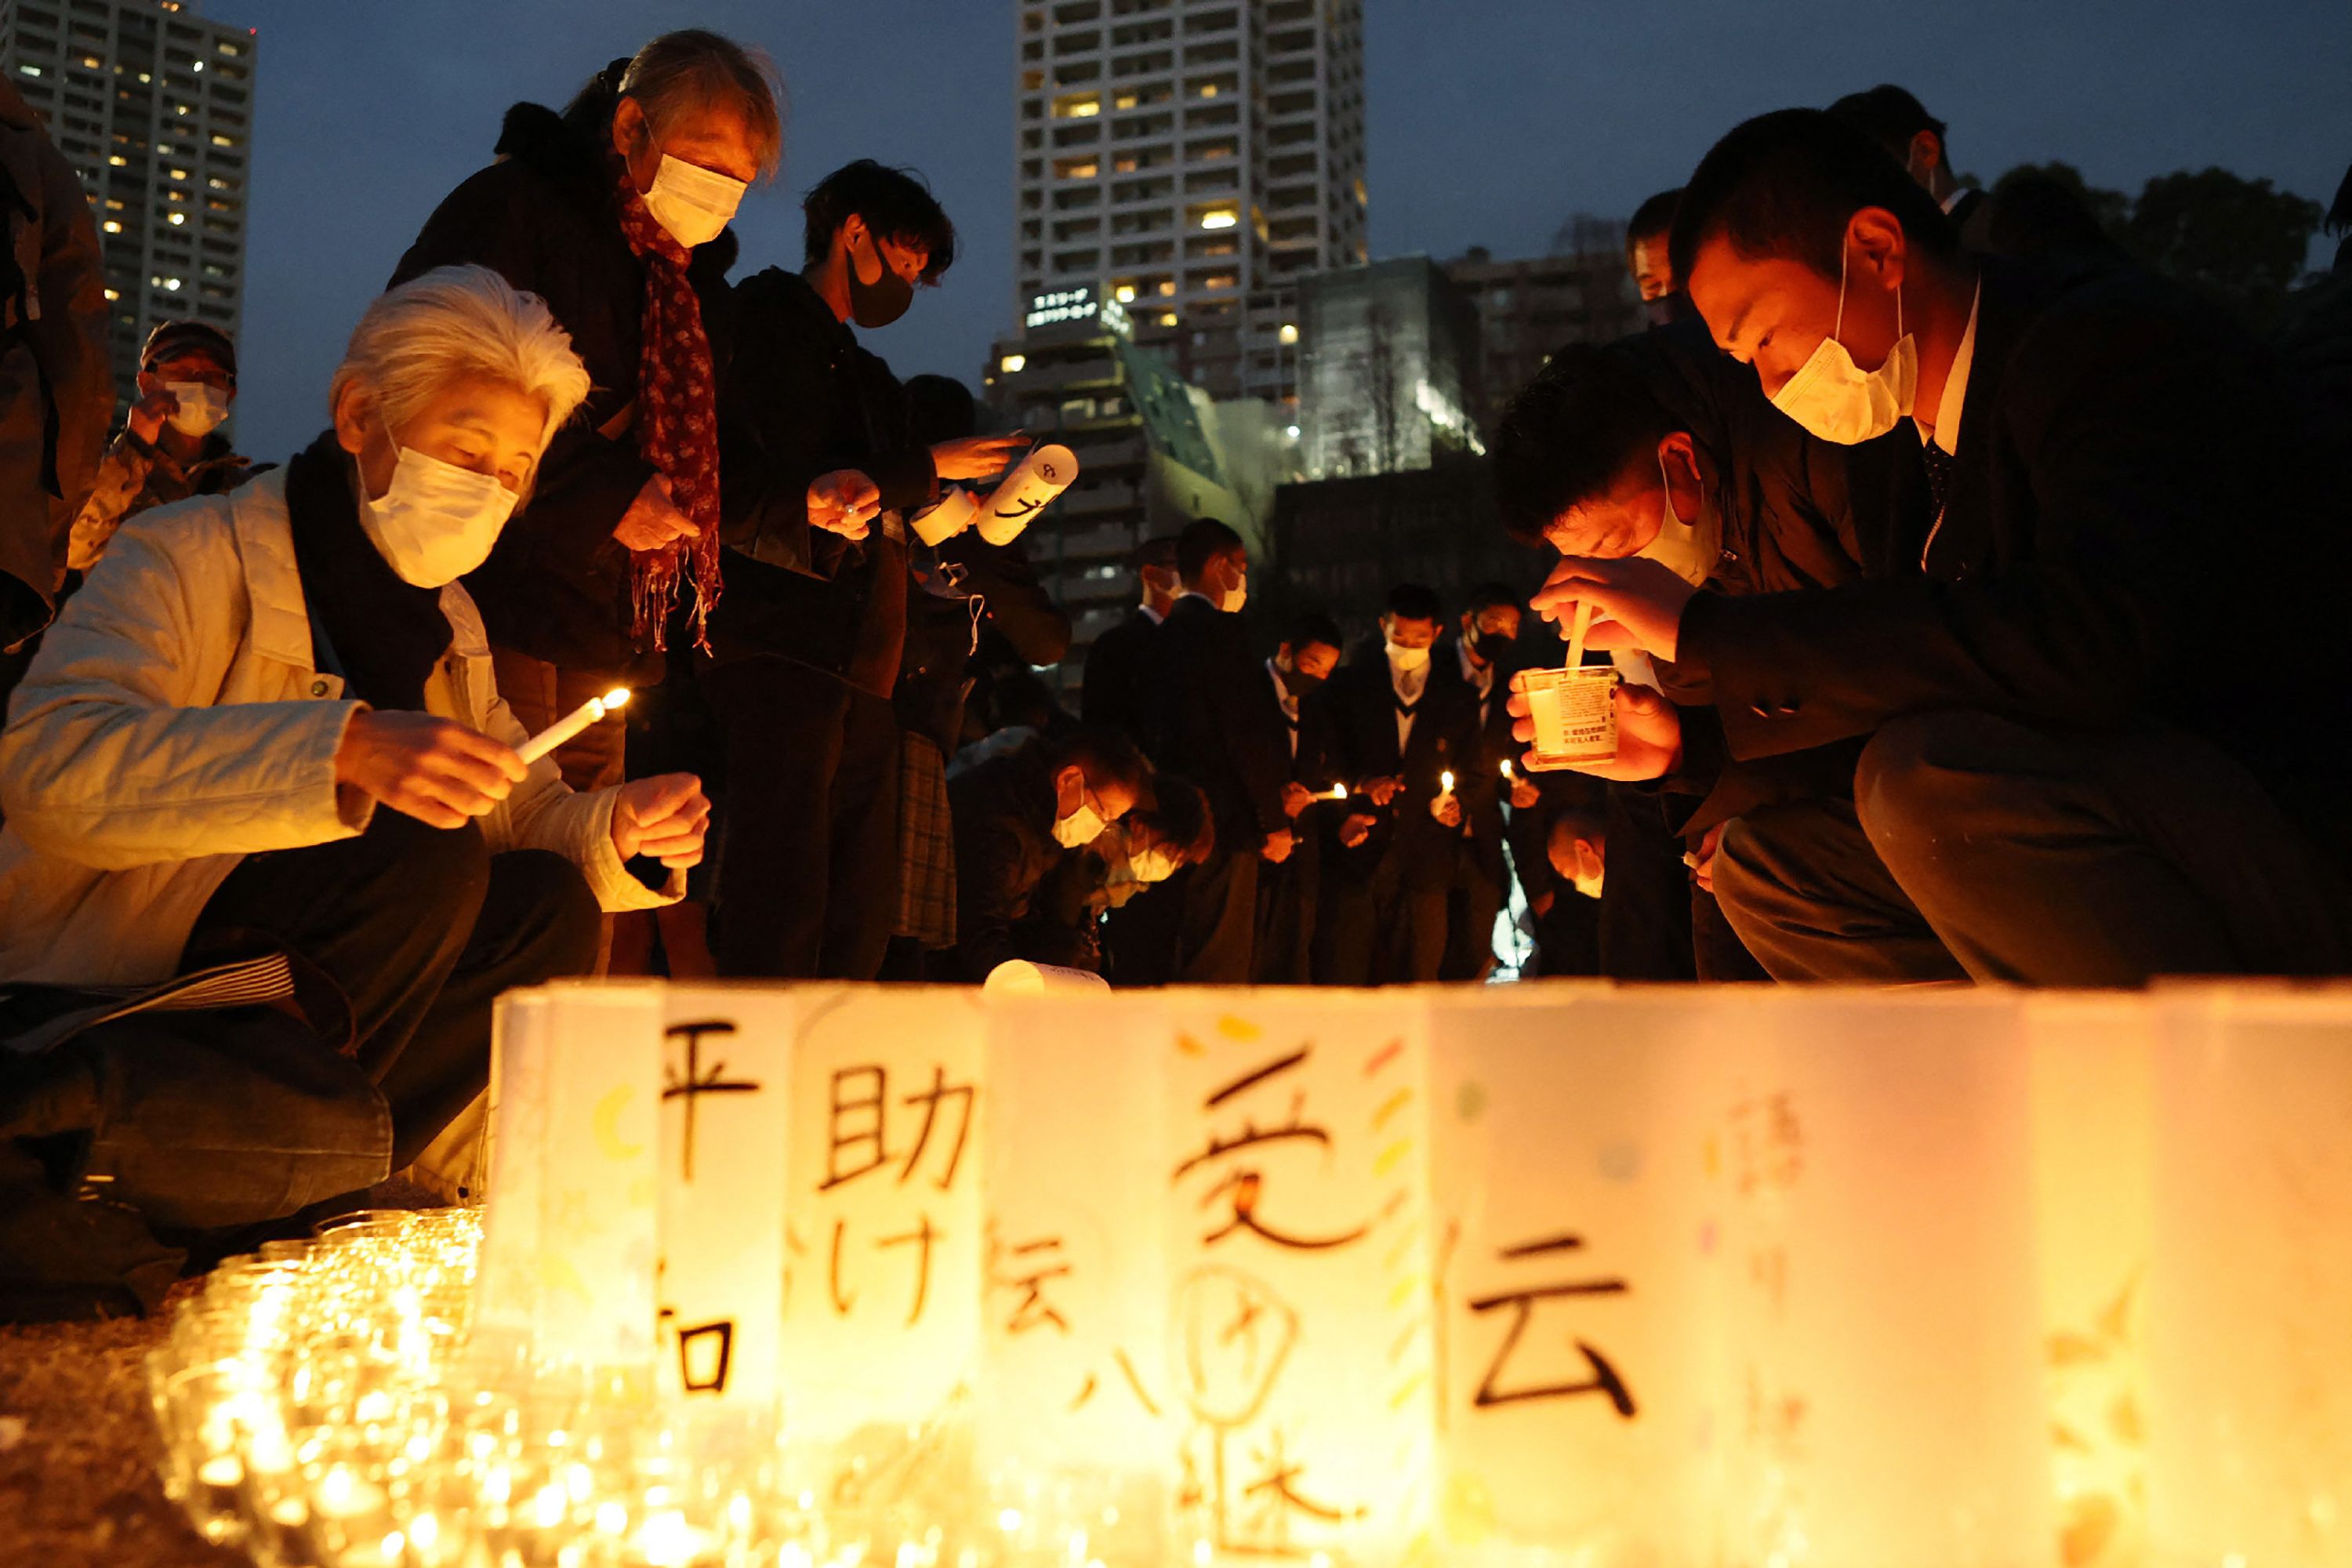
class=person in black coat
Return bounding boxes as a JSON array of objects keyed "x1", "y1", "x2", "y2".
[
  {"x1": 702, "y1": 163, "x2": 1027, "y2": 980},
  {"x1": 943, "y1": 728, "x2": 1152, "y2": 982},
  {"x1": 1490, "y1": 317, "x2": 1897, "y2": 981},
  {"x1": 1318, "y1": 586, "x2": 1481, "y2": 985},
  {"x1": 1251, "y1": 612, "x2": 1345, "y2": 984},
  {"x1": 1428, "y1": 585, "x2": 1530, "y2": 981},
  {"x1": 887, "y1": 375, "x2": 1073, "y2": 978},
  {"x1": 390, "y1": 33, "x2": 780, "y2": 789},
  {"x1": 1132, "y1": 517, "x2": 1283, "y2": 982},
  {"x1": 1080, "y1": 535, "x2": 1181, "y2": 742},
  {"x1": 1521, "y1": 108, "x2": 2352, "y2": 984}
]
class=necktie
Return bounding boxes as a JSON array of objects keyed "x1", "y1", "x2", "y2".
[{"x1": 1920, "y1": 441, "x2": 1955, "y2": 520}]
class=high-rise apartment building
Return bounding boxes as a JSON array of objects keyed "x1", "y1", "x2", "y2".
[
  {"x1": 0, "y1": 0, "x2": 256, "y2": 408},
  {"x1": 1012, "y1": 0, "x2": 1366, "y2": 409}
]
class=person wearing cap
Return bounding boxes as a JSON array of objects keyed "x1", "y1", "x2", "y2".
[{"x1": 66, "y1": 321, "x2": 252, "y2": 573}]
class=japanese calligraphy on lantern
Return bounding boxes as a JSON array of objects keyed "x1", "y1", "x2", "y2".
[
  {"x1": 476, "y1": 982, "x2": 665, "y2": 1370},
  {"x1": 1704, "y1": 989, "x2": 2052, "y2": 1566},
  {"x1": 1160, "y1": 994, "x2": 1438, "y2": 1565},
  {"x1": 775, "y1": 986, "x2": 989, "y2": 1494},
  {"x1": 1426, "y1": 985, "x2": 1726, "y2": 1563},
  {"x1": 655, "y1": 991, "x2": 796, "y2": 1408}
]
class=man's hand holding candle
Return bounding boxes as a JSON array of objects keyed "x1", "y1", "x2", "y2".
[
  {"x1": 334, "y1": 710, "x2": 526, "y2": 829},
  {"x1": 611, "y1": 774, "x2": 713, "y2": 869},
  {"x1": 1530, "y1": 554, "x2": 1696, "y2": 662},
  {"x1": 808, "y1": 469, "x2": 882, "y2": 541},
  {"x1": 1358, "y1": 774, "x2": 1402, "y2": 808},
  {"x1": 1281, "y1": 781, "x2": 1315, "y2": 819}
]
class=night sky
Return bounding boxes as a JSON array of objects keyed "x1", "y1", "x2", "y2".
[{"x1": 224, "y1": 0, "x2": 2350, "y2": 456}]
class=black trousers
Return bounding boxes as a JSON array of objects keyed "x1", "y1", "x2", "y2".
[
  {"x1": 702, "y1": 658, "x2": 900, "y2": 981},
  {"x1": 181, "y1": 811, "x2": 601, "y2": 1169},
  {"x1": 1714, "y1": 710, "x2": 2352, "y2": 985},
  {"x1": 1253, "y1": 831, "x2": 1320, "y2": 985},
  {"x1": 1599, "y1": 783, "x2": 1697, "y2": 981},
  {"x1": 1443, "y1": 849, "x2": 1507, "y2": 982}
]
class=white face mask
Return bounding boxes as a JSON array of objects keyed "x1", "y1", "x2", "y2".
[
  {"x1": 356, "y1": 445, "x2": 518, "y2": 589},
  {"x1": 643, "y1": 153, "x2": 746, "y2": 249},
  {"x1": 1637, "y1": 451, "x2": 1723, "y2": 586},
  {"x1": 164, "y1": 380, "x2": 230, "y2": 438},
  {"x1": 1218, "y1": 564, "x2": 1248, "y2": 614},
  {"x1": 1385, "y1": 638, "x2": 1432, "y2": 673},
  {"x1": 1054, "y1": 798, "x2": 1108, "y2": 848},
  {"x1": 1128, "y1": 844, "x2": 1180, "y2": 884},
  {"x1": 1769, "y1": 240, "x2": 1917, "y2": 445}
]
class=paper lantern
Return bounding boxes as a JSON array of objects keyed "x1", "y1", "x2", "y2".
[
  {"x1": 2145, "y1": 984, "x2": 2352, "y2": 1565},
  {"x1": 474, "y1": 982, "x2": 665, "y2": 1370}
]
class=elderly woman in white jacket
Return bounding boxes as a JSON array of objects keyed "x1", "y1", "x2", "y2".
[{"x1": 0, "y1": 265, "x2": 710, "y2": 1168}]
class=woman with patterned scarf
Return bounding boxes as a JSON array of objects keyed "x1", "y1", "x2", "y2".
[{"x1": 390, "y1": 31, "x2": 782, "y2": 795}]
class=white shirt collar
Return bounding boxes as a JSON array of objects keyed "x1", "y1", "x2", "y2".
[
  {"x1": 1141, "y1": 601, "x2": 1167, "y2": 626},
  {"x1": 1940, "y1": 187, "x2": 1968, "y2": 216},
  {"x1": 1917, "y1": 280, "x2": 1980, "y2": 456}
]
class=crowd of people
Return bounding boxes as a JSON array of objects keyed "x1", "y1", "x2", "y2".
[{"x1": 0, "y1": 30, "x2": 2347, "y2": 1299}]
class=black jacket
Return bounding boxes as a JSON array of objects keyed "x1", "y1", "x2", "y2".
[
  {"x1": 391, "y1": 95, "x2": 738, "y2": 679},
  {"x1": 897, "y1": 533, "x2": 1071, "y2": 753},
  {"x1": 1679, "y1": 258, "x2": 2352, "y2": 868},
  {"x1": 1325, "y1": 641, "x2": 1479, "y2": 887},
  {"x1": 1428, "y1": 638, "x2": 1515, "y2": 887},
  {"x1": 707, "y1": 266, "x2": 937, "y2": 697},
  {"x1": 1146, "y1": 596, "x2": 1293, "y2": 860},
  {"x1": 945, "y1": 739, "x2": 1067, "y2": 981},
  {"x1": 1080, "y1": 607, "x2": 1159, "y2": 739}
]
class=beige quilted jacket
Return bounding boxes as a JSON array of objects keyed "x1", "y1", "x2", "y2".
[{"x1": 0, "y1": 467, "x2": 676, "y2": 986}]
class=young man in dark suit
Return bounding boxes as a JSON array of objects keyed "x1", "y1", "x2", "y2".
[
  {"x1": 1253, "y1": 612, "x2": 1346, "y2": 984},
  {"x1": 1080, "y1": 535, "x2": 1179, "y2": 742},
  {"x1": 1319, "y1": 585, "x2": 1480, "y2": 985},
  {"x1": 1138, "y1": 517, "x2": 1289, "y2": 982},
  {"x1": 1428, "y1": 584, "x2": 1527, "y2": 981},
  {"x1": 1515, "y1": 108, "x2": 2352, "y2": 984}
]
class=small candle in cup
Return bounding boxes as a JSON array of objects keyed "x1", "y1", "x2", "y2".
[{"x1": 516, "y1": 688, "x2": 630, "y2": 766}]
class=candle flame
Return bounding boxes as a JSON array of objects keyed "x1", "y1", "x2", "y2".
[
  {"x1": 1501, "y1": 759, "x2": 1515, "y2": 780},
  {"x1": 1441, "y1": 770, "x2": 1455, "y2": 792},
  {"x1": 1333, "y1": 782, "x2": 1347, "y2": 800},
  {"x1": 601, "y1": 688, "x2": 632, "y2": 710}
]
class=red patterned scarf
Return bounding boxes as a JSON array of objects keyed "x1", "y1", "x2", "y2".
[{"x1": 612, "y1": 165, "x2": 723, "y2": 652}]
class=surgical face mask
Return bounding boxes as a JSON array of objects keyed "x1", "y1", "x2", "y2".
[
  {"x1": 1637, "y1": 451, "x2": 1724, "y2": 586},
  {"x1": 1642, "y1": 295, "x2": 1683, "y2": 328},
  {"x1": 1129, "y1": 843, "x2": 1180, "y2": 884},
  {"x1": 848, "y1": 227, "x2": 916, "y2": 328},
  {"x1": 1467, "y1": 625, "x2": 1515, "y2": 665},
  {"x1": 1768, "y1": 240, "x2": 1917, "y2": 445},
  {"x1": 642, "y1": 153, "x2": 746, "y2": 249},
  {"x1": 355, "y1": 445, "x2": 518, "y2": 589},
  {"x1": 1385, "y1": 638, "x2": 1432, "y2": 673},
  {"x1": 164, "y1": 380, "x2": 229, "y2": 438},
  {"x1": 1279, "y1": 659, "x2": 1325, "y2": 699},
  {"x1": 1054, "y1": 797, "x2": 1108, "y2": 848}
]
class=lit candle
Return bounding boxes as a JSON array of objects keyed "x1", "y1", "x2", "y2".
[
  {"x1": 1319, "y1": 782, "x2": 1349, "y2": 801},
  {"x1": 516, "y1": 688, "x2": 630, "y2": 767},
  {"x1": 1439, "y1": 769, "x2": 1456, "y2": 797},
  {"x1": 1500, "y1": 758, "x2": 1515, "y2": 782}
]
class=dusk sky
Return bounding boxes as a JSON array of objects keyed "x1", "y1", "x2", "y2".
[{"x1": 223, "y1": 0, "x2": 2350, "y2": 456}]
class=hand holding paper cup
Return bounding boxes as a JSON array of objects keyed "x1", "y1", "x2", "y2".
[
  {"x1": 976, "y1": 443, "x2": 1078, "y2": 545},
  {"x1": 909, "y1": 486, "x2": 981, "y2": 548},
  {"x1": 1508, "y1": 673, "x2": 1683, "y2": 781}
]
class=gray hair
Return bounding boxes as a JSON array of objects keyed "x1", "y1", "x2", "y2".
[
  {"x1": 621, "y1": 29, "x2": 786, "y2": 180},
  {"x1": 331, "y1": 265, "x2": 592, "y2": 448}
]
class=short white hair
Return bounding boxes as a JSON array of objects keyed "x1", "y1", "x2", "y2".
[{"x1": 331, "y1": 265, "x2": 592, "y2": 448}]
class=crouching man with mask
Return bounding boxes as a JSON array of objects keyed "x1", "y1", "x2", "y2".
[
  {"x1": 66, "y1": 320, "x2": 253, "y2": 573},
  {"x1": 1490, "y1": 327, "x2": 1884, "y2": 980},
  {"x1": 943, "y1": 725, "x2": 1152, "y2": 983},
  {"x1": 1512, "y1": 109, "x2": 2352, "y2": 985},
  {"x1": 0, "y1": 267, "x2": 710, "y2": 1185}
]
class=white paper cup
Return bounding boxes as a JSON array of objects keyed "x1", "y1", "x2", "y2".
[
  {"x1": 1522, "y1": 665, "x2": 1620, "y2": 768},
  {"x1": 909, "y1": 487, "x2": 979, "y2": 547}
]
